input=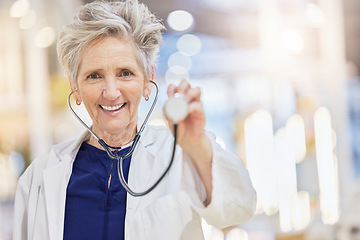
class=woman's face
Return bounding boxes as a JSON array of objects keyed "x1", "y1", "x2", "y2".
[{"x1": 75, "y1": 36, "x2": 150, "y2": 136}]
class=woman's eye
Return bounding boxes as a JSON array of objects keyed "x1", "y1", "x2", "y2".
[
  {"x1": 87, "y1": 73, "x2": 100, "y2": 79},
  {"x1": 121, "y1": 71, "x2": 133, "y2": 77}
]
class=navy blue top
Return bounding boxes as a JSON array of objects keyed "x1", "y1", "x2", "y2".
[{"x1": 63, "y1": 142, "x2": 132, "y2": 240}]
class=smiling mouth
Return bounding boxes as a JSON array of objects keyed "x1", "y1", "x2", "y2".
[{"x1": 100, "y1": 103, "x2": 126, "y2": 112}]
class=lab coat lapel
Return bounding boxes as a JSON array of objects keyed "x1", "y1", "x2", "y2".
[
  {"x1": 125, "y1": 124, "x2": 179, "y2": 239},
  {"x1": 43, "y1": 152, "x2": 72, "y2": 240},
  {"x1": 124, "y1": 137, "x2": 155, "y2": 239},
  {"x1": 127, "y1": 123, "x2": 172, "y2": 208},
  {"x1": 127, "y1": 120, "x2": 162, "y2": 206},
  {"x1": 126, "y1": 125, "x2": 174, "y2": 238},
  {"x1": 42, "y1": 132, "x2": 87, "y2": 240},
  {"x1": 126, "y1": 138, "x2": 156, "y2": 208}
]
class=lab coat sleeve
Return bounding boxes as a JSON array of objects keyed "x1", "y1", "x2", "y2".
[
  {"x1": 13, "y1": 166, "x2": 32, "y2": 240},
  {"x1": 185, "y1": 132, "x2": 257, "y2": 229}
]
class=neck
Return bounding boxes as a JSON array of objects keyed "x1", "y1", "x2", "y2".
[{"x1": 87, "y1": 124, "x2": 137, "y2": 151}]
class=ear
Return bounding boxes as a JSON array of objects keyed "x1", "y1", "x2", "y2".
[
  {"x1": 150, "y1": 66, "x2": 155, "y2": 81},
  {"x1": 68, "y1": 75, "x2": 76, "y2": 90},
  {"x1": 143, "y1": 81, "x2": 153, "y2": 98},
  {"x1": 143, "y1": 67, "x2": 155, "y2": 98},
  {"x1": 68, "y1": 75, "x2": 82, "y2": 103}
]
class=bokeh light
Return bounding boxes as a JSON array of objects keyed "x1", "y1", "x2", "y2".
[
  {"x1": 281, "y1": 29, "x2": 304, "y2": 53},
  {"x1": 35, "y1": 26, "x2": 56, "y2": 48},
  {"x1": 167, "y1": 10, "x2": 194, "y2": 32},
  {"x1": 306, "y1": 3, "x2": 325, "y2": 28},
  {"x1": 176, "y1": 34, "x2": 202, "y2": 56},
  {"x1": 167, "y1": 52, "x2": 192, "y2": 71},
  {"x1": 10, "y1": 0, "x2": 30, "y2": 18}
]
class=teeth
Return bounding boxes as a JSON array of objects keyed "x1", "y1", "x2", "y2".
[{"x1": 101, "y1": 103, "x2": 124, "y2": 111}]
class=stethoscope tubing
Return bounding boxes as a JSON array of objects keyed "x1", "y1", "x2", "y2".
[
  {"x1": 67, "y1": 80, "x2": 177, "y2": 197},
  {"x1": 117, "y1": 124, "x2": 177, "y2": 197}
]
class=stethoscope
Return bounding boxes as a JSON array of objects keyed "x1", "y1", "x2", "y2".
[{"x1": 67, "y1": 80, "x2": 189, "y2": 197}]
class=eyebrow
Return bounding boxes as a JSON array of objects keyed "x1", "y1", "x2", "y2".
[
  {"x1": 80, "y1": 66, "x2": 141, "y2": 77},
  {"x1": 80, "y1": 69, "x2": 102, "y2": 77}
]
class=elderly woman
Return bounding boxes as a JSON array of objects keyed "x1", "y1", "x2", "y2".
[{"x1": 13, "y1": 0, "x2": 256, "y2": 239}]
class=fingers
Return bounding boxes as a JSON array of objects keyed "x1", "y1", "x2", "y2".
[
  {"x1": 187, "y1": 86, "x2": 201, "y2": 102},
  {"x1": 166, "y1": 79, "x2": 201, "y2": 103},
  {"x1": 177, "y1": 79, "x2": 191, "y2": 95},
  {"x1": 187, "y1": 101, "x2": 204, "y2": 119},
  {"x1": 167, "y1": 83, "x2": 176, "y2": 97},
  {"x1": 166, "y1": 79, "x2": 190, "y2": 97}
]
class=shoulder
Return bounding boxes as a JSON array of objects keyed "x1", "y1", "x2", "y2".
[
  {"x1": 141, "y1": 124, "x2": 218, "y2": 148},
  {"x1": 142, "y1": 124, "x2": 173, "y2": 142},
  {"x1": 139, "y1": 124, "x2": 175, "y2": 155},
  {"x1": 33, "y1": 139, "x2": 76, "y2": 168},
  {"x1": 18, "y1": 134, "x2": 84, "y2": 190}
]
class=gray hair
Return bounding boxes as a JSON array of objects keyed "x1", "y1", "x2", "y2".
[{"x1": 57, "y1": 0, "x2": 165, "y2": 87}]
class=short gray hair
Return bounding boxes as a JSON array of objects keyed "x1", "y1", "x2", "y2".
[{"x1": 57, "y1": 0, "x2": 165, "y2": 87}]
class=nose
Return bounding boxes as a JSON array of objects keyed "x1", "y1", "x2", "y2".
[{"x1": 103, "y1": 77, "x2": 121, "y2": 100}]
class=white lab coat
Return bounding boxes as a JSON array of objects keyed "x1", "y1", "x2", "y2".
[{"x1": 13, "y1": 124, "x2": 256, "y2": 240}]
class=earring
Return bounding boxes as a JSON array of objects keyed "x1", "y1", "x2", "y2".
[
  {"x1": 76, "y1": 100, "x2": 81, "y2": 105},
  {"x1": 145, "y1": 96, "x2": 149, "y2": 101}
]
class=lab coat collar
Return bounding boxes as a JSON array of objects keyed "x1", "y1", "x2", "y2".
[{"x1": 51, "y1": 117, "x2": 148, "y2": 161}]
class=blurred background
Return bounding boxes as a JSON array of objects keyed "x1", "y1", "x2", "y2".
[{"x1": 0, "y1": 0, "x2": 360, "y2": 239}]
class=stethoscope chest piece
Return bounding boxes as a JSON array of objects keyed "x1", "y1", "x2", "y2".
[{"x1": 164, "y1": 93, "x2": 189, "y2": 123}]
